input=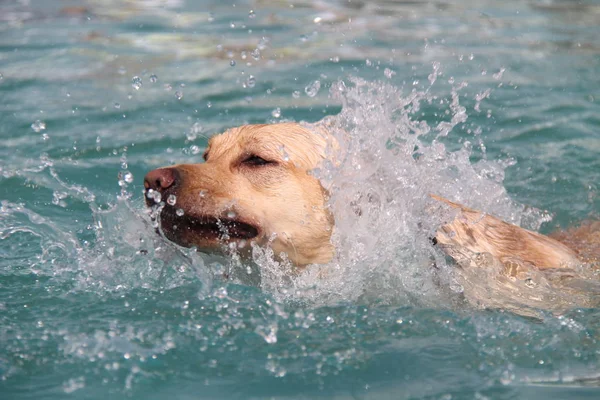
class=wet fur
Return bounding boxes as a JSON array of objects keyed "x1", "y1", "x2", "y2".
[{"x1": 431, "y1": 194, "x2": 582, "y2": 275}]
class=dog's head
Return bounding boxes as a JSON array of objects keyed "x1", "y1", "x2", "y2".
[{"x1": 144, "y1": 123, "x2": 335, "y2": 265}]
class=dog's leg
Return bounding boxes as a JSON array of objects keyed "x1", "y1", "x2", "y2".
[{"x1": 430, "y1": 194, "x2": 581, "y2": 271}]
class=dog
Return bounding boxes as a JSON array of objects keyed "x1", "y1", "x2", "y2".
[
  {"x1": 144, "y1": 123, "x2": 335, "y2": 266},
  {"x1": 144, "y1": 122, "x2": 598, "y2": 307}
]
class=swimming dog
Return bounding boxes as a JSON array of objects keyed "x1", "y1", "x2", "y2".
[{"x1": 144, "y1": 122, "x2": 598, "y2": 291}]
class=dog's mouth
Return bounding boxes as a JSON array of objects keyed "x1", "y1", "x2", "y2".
[
  {"x1": 151, "y1": 205, "x2": 260, "y2": 247},
  {"x1": 175, "y1": 215, "x2": 259, "y2": 240}
]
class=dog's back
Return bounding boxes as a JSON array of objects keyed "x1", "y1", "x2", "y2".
[{"x1": 550, "y1": 221, "x2": 600, "y2": 268}]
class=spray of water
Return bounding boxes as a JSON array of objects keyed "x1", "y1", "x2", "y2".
[
  {"x1": 0, "y1": 158, "x2": 209, "y2": 296},
  {"x1": 244, "y1": 76, "x2": 598, "y2": 314}
]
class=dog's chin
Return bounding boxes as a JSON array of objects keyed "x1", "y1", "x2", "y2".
[{"x1": 153, "y1": 206, "x2": 261, "y2": 251}]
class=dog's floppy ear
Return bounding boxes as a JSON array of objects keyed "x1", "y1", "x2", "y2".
[{"x1": 431, "y1": 194, "x2": 580, "y2": 271}]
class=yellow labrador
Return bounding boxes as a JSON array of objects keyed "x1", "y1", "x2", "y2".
[{"x1": 144, "y1": 122, "x2": 598, "y2": 286}]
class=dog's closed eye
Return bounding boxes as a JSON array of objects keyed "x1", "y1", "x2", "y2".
[{"x1": 242, "y1": 154, "x2": 277, "y2": 167}]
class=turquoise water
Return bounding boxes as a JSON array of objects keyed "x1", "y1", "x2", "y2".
[{"x1": 1, "y1": 0, "x2": 600, "y2": 399}]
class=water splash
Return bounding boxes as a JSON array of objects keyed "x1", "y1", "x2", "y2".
[
  {"x1": 241, "y1": 76, "x2": 587, "y2": 314},
  {"x1": 75, "y1": 199, "x2": 210, "y2": 294},
  {"x1": 0, "y1": 175, "x2": 210, "y2": 296}
]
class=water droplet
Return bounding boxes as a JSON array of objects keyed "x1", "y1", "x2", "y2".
[
  {"x1": 206, "y1": 101, "x2": 212, "y2": 108},
  {"x1": 187, "y1": 122, "x2": 203, "y2": 141},
  {"x1": 187, "y1": 123, "x2": 203, "y2": 138},
  {"x1": 114, "y1": 102, "x2": 121, "y2": 109},
  {"x1": 492, "y1": 67, "x2": 506, "y2": 80},
  {"x1": 176, "y1": 208, "x2": 184, "y2": 216},
  {"x1": 251, "y1": 49, "x2": 260, "y2": 60},
  {"x1": 265, "y1": 359, "x2": 286, "y2": 377},
  {"x1": 304, "y1": 80, "x2": 321, "y2": 97},
  {"x1": 0, "y1": 73, "x2": 3, "y2": 81},
  {"x1": 230, "y1": 22, "x2": 236, "y2": 29},
  {"x1": 131, "y1": 76, "x2": 142, "y2": 90},
  {"x1": 175, "y1": 91, "x2": 183, "y2": 100},
  {"x1": 229, "y1": 59, "x2": 236, "y2": 67},
  {"x1": 248, "y1": 9, "x2": 256, "y2": 19},
  {"x1": 525, "y1": 278, "x2": 536, "y2": 288},
  {"x1": 63, "y1": 377, "x2": 85, "y2": 394},
  {"x1": 271, "y1": 108, "x2": 281, "y2": 118},
  {"x1": 164, "y1": 83, "x2": 172, "y2": 91},
  {"x1": 246, "y1": 75, "x2": 256, "y2": 88},
  {"x1": 279, "y1": 145, "x2": 290, "y2": 161},
  {"x1": 258, "y1": 37, "x2": 269, "y2": 50},
  {"x1": 31, "y1": 120, "x2": 46, "y2": 132},
  {"x1": 118, "y1": 66, "x2": 127, "y2": 75},
  {"x1": 199, "y1": 190, "x2": 207, "y2": 198},
  {"x1": 227, "y1": 211, "x2": 237, "y2": 219},
  {"x1": 146, "y1": 189, "x2": 161, "y2": 203},
  {"x1": 313, "y1": 16, "x2": 322, "y2": 23},
  {"x1": 124, "y1": 172, "x2": 134, "y2": 183},
  {"x1": 167, "y1": 194, "x2": 177, "y2": 206},
  {"x1": 148, "y1": 74, "x2": 158, "y2": 83},
  {"x1": 42, "y1": 133, "x2": 50, "y2": 141},
  {"x1": 258, "y1": 325, "x2": 278, "y2": 344},
  {"x1": 190, "y1": 145, "x2": 201, "y2": 154},
  {"x1": 384, "y1": 68, "x2": 396, "y2": 79},
  {"x1": 292, "y1": 90, "x2": 300, "y2": 98},
  {"x1": 215, "y1": 287, "x2": 228, "y2": 298}
]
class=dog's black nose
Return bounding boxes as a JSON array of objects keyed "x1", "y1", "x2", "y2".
[{"x1": 144, "y1": 168, "x2": 178, "y2": 192}]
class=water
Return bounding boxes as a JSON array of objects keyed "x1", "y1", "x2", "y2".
[{"x1": 1, "y1": 0, "x2": 600, "y2": 398}]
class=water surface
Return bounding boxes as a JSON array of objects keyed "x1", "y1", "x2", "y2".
[{"x1": 1, "y1": 0, "x2": 600, "y2": 399}]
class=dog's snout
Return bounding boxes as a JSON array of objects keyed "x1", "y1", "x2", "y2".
[{"x1": 144, "y1": 168, "x2": 178, "y2": 192}]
